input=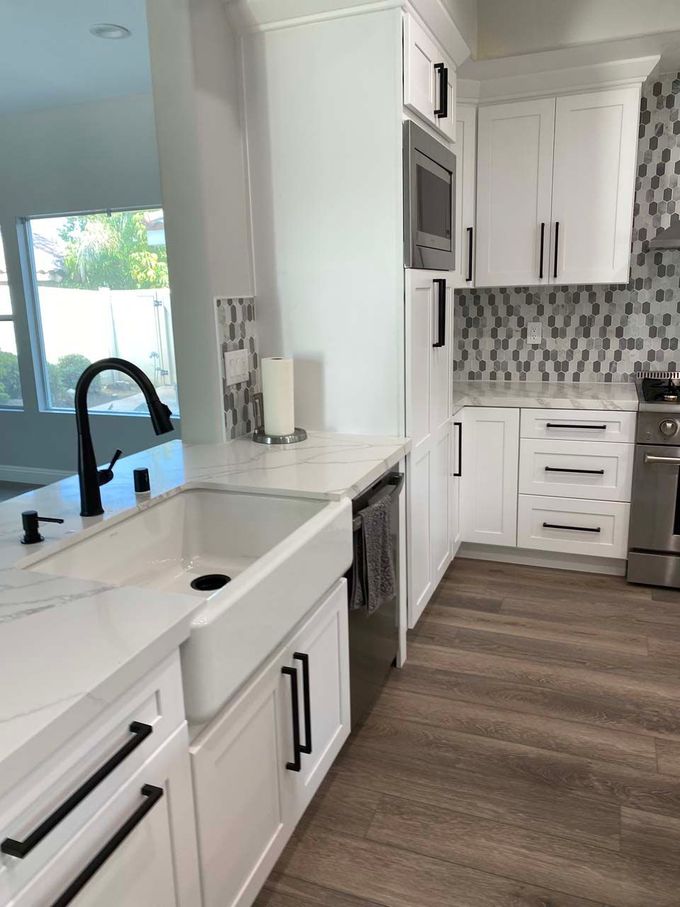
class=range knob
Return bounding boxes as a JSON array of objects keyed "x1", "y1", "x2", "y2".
[{"x1": 659, "y1": 419, "x2": 679, "y2": 437}]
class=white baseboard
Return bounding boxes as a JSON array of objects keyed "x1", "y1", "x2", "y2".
[
  {"x1": 458, "y1": 542, "x2": 627, "y2": 577},
  {"x1": 0, "y1": 464, "x2": 72, "y2": 486}
]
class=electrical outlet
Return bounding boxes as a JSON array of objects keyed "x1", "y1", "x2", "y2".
[
  {"x1": 528, "y1": 322, "x2": 543, "y2": 346},
  {"x1": 224, "y1": 349, "x2": 249, "y2": 386}
]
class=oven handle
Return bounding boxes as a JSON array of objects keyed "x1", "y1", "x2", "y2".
[{"x1": 644, "y1": 454, "x2": 680, "y2": 465}]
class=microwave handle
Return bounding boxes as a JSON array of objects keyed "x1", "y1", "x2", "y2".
[{"x1": 434, "y1": 64, "x2": 448, "y2": 119}]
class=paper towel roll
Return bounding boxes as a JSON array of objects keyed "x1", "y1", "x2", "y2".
[{"x1": 262, "y1": 357, "x2": 295, "y2": 436}]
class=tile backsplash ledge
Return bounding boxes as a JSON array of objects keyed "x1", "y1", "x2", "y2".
[{"x1": 454, "y1": 72, "x2": 680, "y2": 383}]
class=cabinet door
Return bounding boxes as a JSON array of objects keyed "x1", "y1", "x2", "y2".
[
  {"x1": 551, "y1": 87, "x2": 640, "y2": 285},
  {"x1": 450, "y1": 419, "x2": 463, "y2": 558},
  {"x1": 403, "y1": 13, "x2": 455, "y2": 140},
  {"x1": 282, "y1": 580, "x2": 350, "y2": 824},
  {"x1": 13, "y1": 726, "x2": 200, "y2": 907},
  {"x1": 461, "y1": 407, "x2": 519, "y2": 547},
  {"x1": 451, "y1": 105, "x2": 477, "y2": 288},
  {"x1": 190, "y1": 653, "x2": 291, "y2": 907},
  {"x1": 405, "y1": 271, "x2": 454, "y2": 626},
  {"x1": 476, "y1": 99, "x2": 555, "y2": 287}
]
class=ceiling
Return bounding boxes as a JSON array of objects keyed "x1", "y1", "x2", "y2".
[{"x1": 0, "y1": 0, "x2": 152, "y2": 116}]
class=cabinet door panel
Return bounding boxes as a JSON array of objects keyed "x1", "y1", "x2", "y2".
[
  {"x1": 191, "y1": 657, "x2": 290, "y2": 907},
  {"x1": 461, "y1": 407, "x2": 519, "y2": 547},
  {"x1": 407, "y1": 445, "x2": 432, "y2": 624},
  {"x1": 451, "y1": 105, "x2": 477, "y2": 288},
  {"x1": 450, "y1": 420, "x2": 462, "y2": 557},
  {"x1": 476, "y1": 99, "x2": 555, "y2": 287},
  {"x1": 551, "y1": 87, "x2": 640, "y2": 284},
  {"x1": 431, "y1": 425, "x2": 452, "y2": 582},
  {"x1": 283, "y1": 580, "x2": 350, "y2": 822},
  {"x1": 403, "y1": 14, "x2": 438, "y2": 125}
]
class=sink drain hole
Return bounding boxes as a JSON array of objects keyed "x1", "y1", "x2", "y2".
[{"x1": 190, "y1": 573, "x2": 231, "y2": 592}]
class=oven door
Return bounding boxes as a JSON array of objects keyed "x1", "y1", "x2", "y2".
[{"x1": 629, "y1": 444, "x2": 680, "y2": 554}]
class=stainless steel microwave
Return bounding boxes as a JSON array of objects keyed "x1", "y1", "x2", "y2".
[{"x1": 403, "y1": 120, "x2": 456, "y2": 270}]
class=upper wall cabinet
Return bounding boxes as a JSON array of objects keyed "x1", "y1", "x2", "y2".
[
  {"x1": 476, "y1": 98, "x2": 555, "y2": 287},
  {"x1": 551, "y1": 89, "x2": 640, "y2": 285},
  {"x1": 476, "y1": 85, "x2": 641, "y2": 287},
  {"x1": 403, "y1": 13, "x2": 456, "y2": 142}
]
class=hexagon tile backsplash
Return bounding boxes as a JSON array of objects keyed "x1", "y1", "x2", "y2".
[
  {"x1": 455, "y1": 72, "x2": 680, "y2": 383},
  {"x1": 216, "y1": 296, "x2": 260, "y2": 439}
]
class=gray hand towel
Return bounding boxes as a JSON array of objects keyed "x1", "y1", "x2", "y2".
[{"x1": 355, "y1": 491, "x2": 396, "y2": 615}]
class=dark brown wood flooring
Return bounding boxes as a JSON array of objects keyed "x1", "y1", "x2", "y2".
[{"x1": 255, "y1": 558, "x2": 680, "y2": 907}]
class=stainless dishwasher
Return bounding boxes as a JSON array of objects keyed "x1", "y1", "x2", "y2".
[{"x1": 345, "y1": 471, "x2": 402, "y2": 730}]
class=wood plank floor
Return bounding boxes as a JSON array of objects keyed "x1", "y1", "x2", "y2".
[{"x1": 255, "y1": 558, "x2": 680, "y2": 907}]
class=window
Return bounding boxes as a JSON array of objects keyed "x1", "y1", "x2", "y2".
[
  {"x1": 0, "y1": 229, "x2": 23, "y2": 407},
  {"x1": 26, "y1": 209, "x2": 178, "y2": 415}
]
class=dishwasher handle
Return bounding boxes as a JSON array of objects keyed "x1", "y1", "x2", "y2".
[{"x1": 352, "y1": 473, "x2": 404, "y2": 532}]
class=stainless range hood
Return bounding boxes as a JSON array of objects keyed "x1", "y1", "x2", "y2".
[{"x1": 649, "y1": 218, "x2": 680, "y2": 250}]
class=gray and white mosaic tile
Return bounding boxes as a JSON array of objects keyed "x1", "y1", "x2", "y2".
[
  {"x1": 216, "y1": 296, "x2": 260, "y2": 438},
  {"x1": 454, "y1": 72, "x2": 680, "y2": 382}
]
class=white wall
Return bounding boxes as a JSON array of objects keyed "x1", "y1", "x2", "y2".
[
  {"x1": 0, "y1": 93, "x2": 176, "y2": 476},
  {"x1": 243, "y1": 9, "x2": 405, "y2": 436},
  {"x1": 147, "y1": 0, "x2": 253, "y2": 445},
  {"x1": 478, "y1": 0, "x2": 680, "y2": 59}
]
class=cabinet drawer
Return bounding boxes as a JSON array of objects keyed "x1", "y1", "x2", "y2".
[
  {"x1": 520, "y1": 409, "x2": 636, "y2": 443},
  {"x1": 519, "y1": 439, "x2": 633, "y2": 502},
  {"x1": 517, "y1": 495, "x2": 630, "y2": 558},
  {"x1": 9, "y1": 724, "x2": 199, "y2": 907},
  {"x1": 0, "y1": 654, "x2": 185, "y2": 903}
]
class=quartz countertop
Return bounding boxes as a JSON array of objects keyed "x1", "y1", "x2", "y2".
[
  {"x1": 0, "y1": 431, "x2": 409, "y2": 797},
  {"x1": 451, "y1": 380, "x2": 639, "y2": 413}
]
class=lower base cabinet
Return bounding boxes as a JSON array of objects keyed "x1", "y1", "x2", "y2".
[
  {"x1": 9, "y1": 724, "x2": 201, "y2": 907},
  {"x1": 190, "y1": 579, "x2": 350, "y2": 907}
]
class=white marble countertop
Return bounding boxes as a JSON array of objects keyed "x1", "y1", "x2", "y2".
[
  {"x1": 0, "y1": 431, "x2": 409, "y2": 797},
  {"x1": 451, "y1": 380, "x2": 639, "y2": 412}
]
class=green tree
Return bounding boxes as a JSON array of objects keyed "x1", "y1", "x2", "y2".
[
  {"x1": 57, "y1": 211, "x2": 168, "y2": 290},
  {"x1": 0, "y1": 350, "x2": 20, "y2": 404}
]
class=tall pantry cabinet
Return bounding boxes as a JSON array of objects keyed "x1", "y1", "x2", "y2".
[{"x1": 239, "y1": 4, "x2": 471, "y2": 634}]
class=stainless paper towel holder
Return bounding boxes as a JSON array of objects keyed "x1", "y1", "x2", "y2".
[{"x1": 252, "y1": 392, "x2": 308, "y2": 445}]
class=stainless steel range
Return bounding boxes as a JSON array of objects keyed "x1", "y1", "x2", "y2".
[{"x1": 628, "y1": 371, "x2": 680, "y2": 588}]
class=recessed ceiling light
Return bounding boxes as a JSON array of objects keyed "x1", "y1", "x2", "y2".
[{"x1": 89, "y1": 23, "x2": 132, "y2": 40}]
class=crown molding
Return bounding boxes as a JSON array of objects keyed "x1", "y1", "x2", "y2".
[{"x1": 458, "y1": 53, "x2": 660, "y2": 104}]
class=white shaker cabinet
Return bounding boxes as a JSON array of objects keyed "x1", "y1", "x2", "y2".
[
  {"x1": 403, "y1": 13, "x2": 456, "y2": 142},
  {"x1": 476, "y1": 86, "x2": 640, "y2": 288},
  {"x1": 461, "y1": 407, "x2": 520, "y2": 547},
  {"x1": 450, "y1": 418, "x2": 463, "y2": 557},
  {"x1": 476, "y1": 98, "x2": 555, "y2": 287},
  {"x1": 451, "y1": 104, "x2": 477, "y2": 288},
  {"x1": 190, "y1": 580, "x2": 350, "y2": 907},
  {"x1": 405, "y1": 270, "x2": 454, "y2": 627},
  {"x1": 551, "y1": 87, "x2": 640, "y2": 284}
]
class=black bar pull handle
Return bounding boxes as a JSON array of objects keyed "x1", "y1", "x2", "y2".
[
  {"x1": 466, "y1": 227, "x2": 474, "y2": 282},
  {"x1": 50, "y1": 785, "x2": 163, "y2": 907},
  {"x1": 434, "y1": 63, "x2": 448, "y2": 118},
  {"x1": 1, "y1": 721, "x2": 153, "y2": 859},
  {"x1": 293, "y1": 652, "x2": 313, "y2": 755},
  {"x1": 553, "y1": 221, "x2": 560, "y2": 279},
  {"x1": 544, "y1": 466, "x2": 605, "y2": 476},
  {"x1": 543, "y1": 522, "x2": 601, "y2": 534},
  {"x1": 282, "y1": 666, "x2": 301, "y2": 772},
  {"x1": 539, "y1": 222, "x2": 545, "y2": 279},
  {"x1": 453, "y1": 421, "x2": 463, "y2": 477},
  {"x1": 546, "y1": 423, "x2": 607, "y2": 431},
  {"x1": 433, "y1": 279, "x2": 446, "y2": 348}
]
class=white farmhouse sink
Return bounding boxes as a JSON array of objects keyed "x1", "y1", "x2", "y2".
[{"x1": 22, "y1": 485, "x2": 352, "y2": 724}]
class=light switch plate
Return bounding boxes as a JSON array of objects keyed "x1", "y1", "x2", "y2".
[{"x1": 224, "y1": 349, "x2": 249, "y2": 386}]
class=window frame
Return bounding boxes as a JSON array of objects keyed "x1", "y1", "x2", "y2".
[
  {"x1": 0, "y1": 226, "x2": 23, "y2": 410},
  {"x1": 19, "y1": 206, "x2": 177, "y2": 418}
]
